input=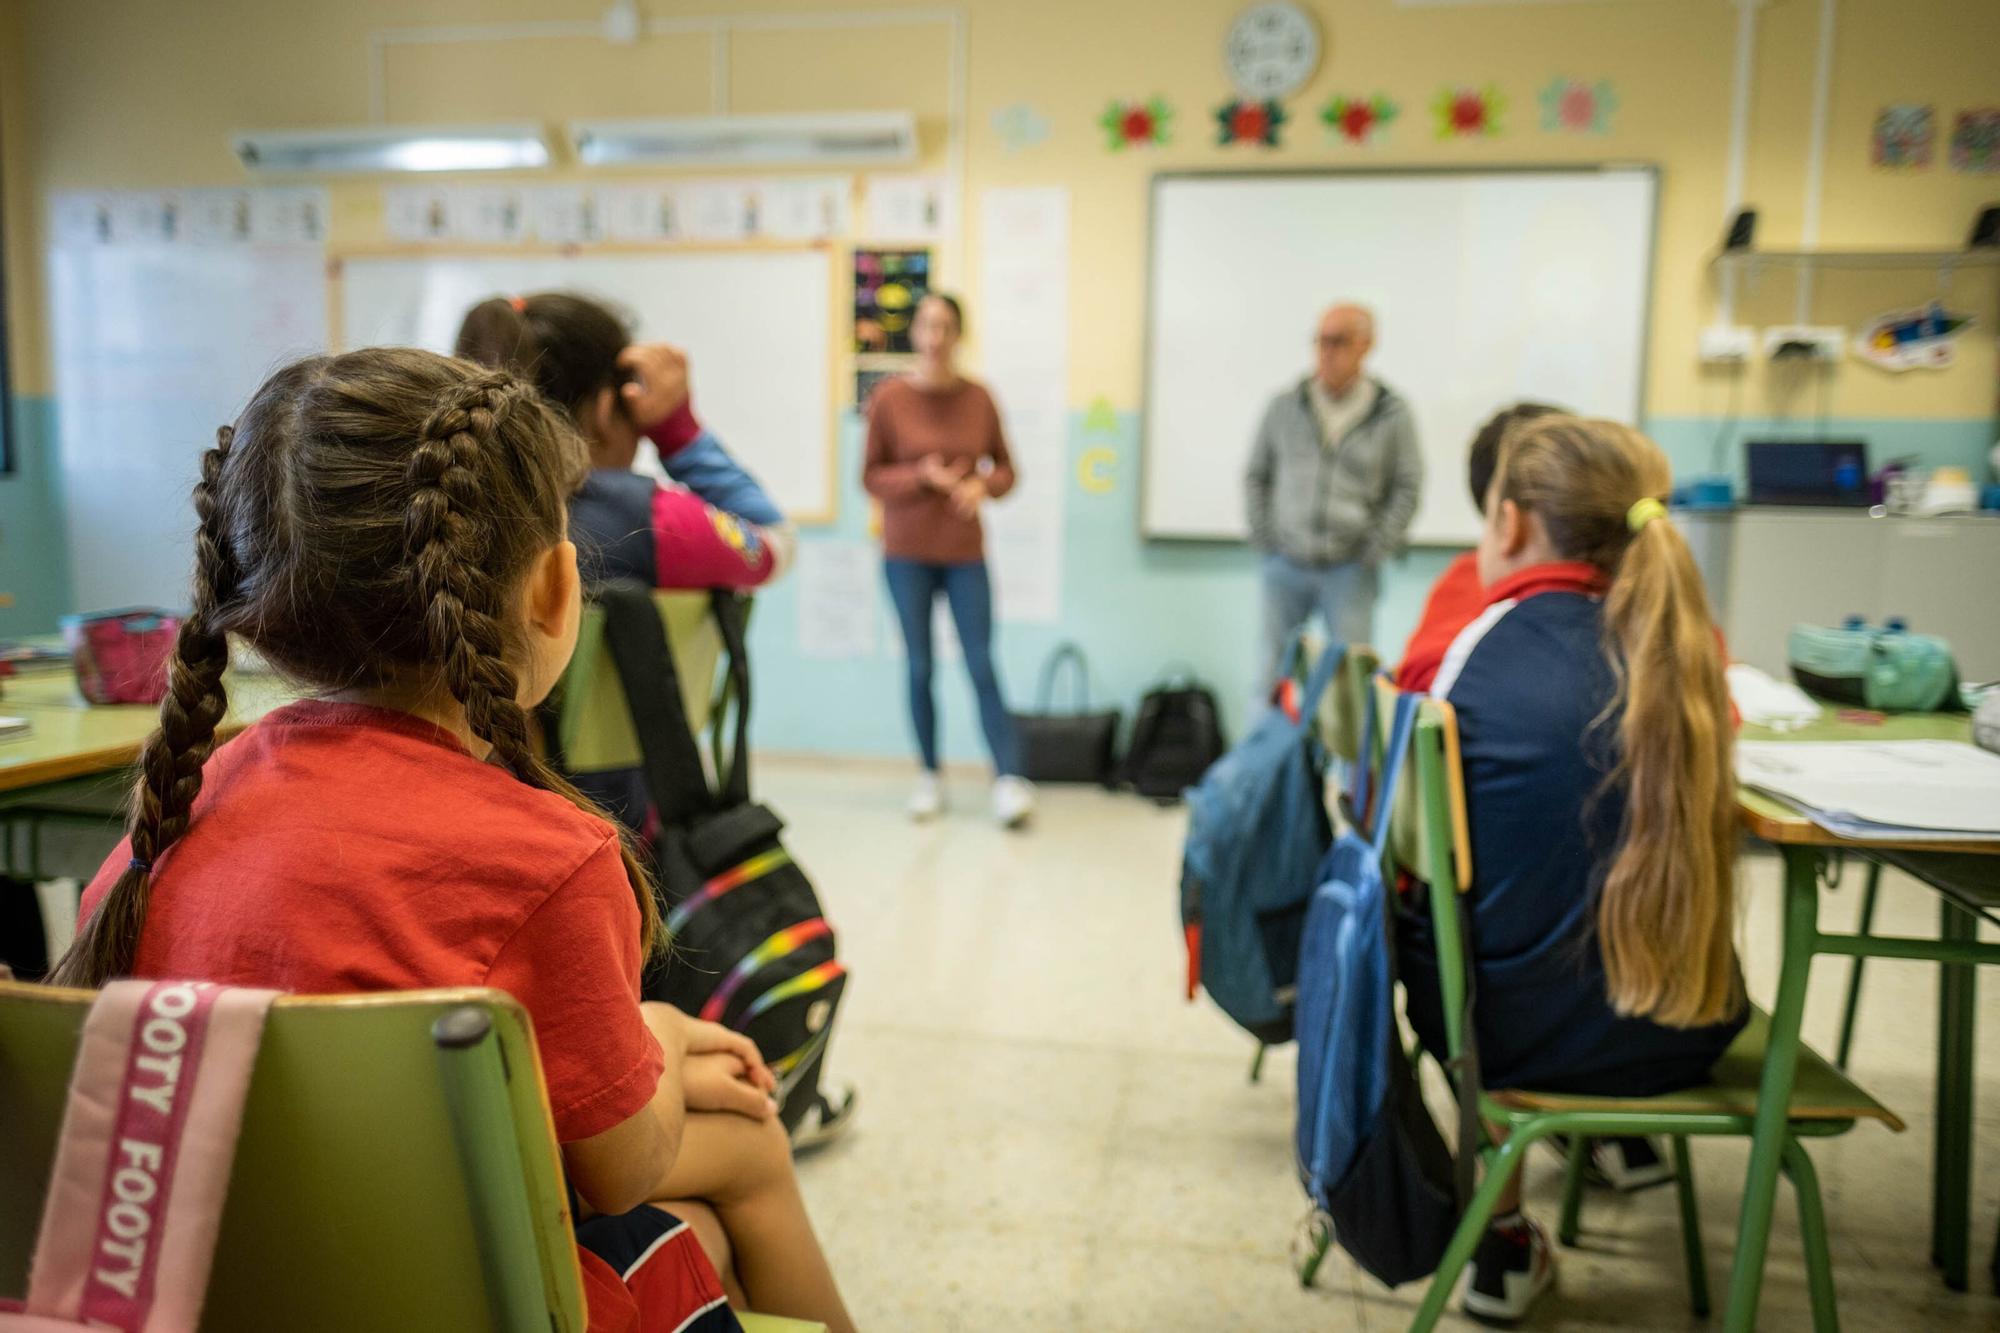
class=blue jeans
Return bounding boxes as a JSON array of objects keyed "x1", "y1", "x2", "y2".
[
  {"x1": 884, "y1": 558, "x2": 1019, "y2": 776},
  {"x1": 1259, "y1": 553, "x2": 1378, "y2": 694}
]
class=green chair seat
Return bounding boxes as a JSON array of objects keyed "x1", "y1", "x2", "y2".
[
  {"x1": 1490, "y1": 1006, "x2": 1905, "y2": 1129},
  {"x1": 739, "y1": 1316, "x2": 830, "y2": 1333}
]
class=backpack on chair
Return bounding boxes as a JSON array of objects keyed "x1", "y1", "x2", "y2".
[
  {"x1": 1178, "y1": 638, "x2": 1342, "y2": 1044},
  {"x1": 593, "y1": 582, "x2": 848, "y2": 1134},
  {"x1": 1293, "y1": 688, "x2": 1474, "y2": 1289}
]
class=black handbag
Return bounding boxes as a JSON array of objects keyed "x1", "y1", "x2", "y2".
[
  {"x1": 593, "y1": 582, "x2": 847, "y2": 1133},
  {"x1": 1012, "y1": 643, "x2": 1122, "y2": 786}
]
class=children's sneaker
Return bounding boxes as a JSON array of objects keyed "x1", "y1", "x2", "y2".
[
  {"x1": 908, "y1": 772, "x2": 944, "y2": 821},
  {"x1": 992, "y1": 775, "x2": 1035, "y2": 829},
  {"x1": 1462, "y1": 1214, "x2": 1555, "y2": 1325},
  {"x1": 1590, "y1": 1135, "x2": 1675, "y2": 1192},
  {"x1": 790, "y1": 1083, "x2": 859, "y2": 1155}
]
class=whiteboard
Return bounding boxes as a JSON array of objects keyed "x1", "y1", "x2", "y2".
[
  {"x1": 51, "y1": 243, "x2": 329, "y2": 611},
  {"x1": 340, "y1": 252, "x2": 835, "y2": 521},
  {"x1": 1142, "y1": 168, "x2": 1657, "y2": 544}
]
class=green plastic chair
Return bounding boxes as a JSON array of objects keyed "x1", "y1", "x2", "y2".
[
  {"x1": 1316, "y1": 684, "x2": 1904, "y2": 1331},
  {"x1": 0, "y1": 979, "x2": 826, "y2": 1333},
  {"x1": 553, "y1": 590, "x2": 725, "y2": 776}
]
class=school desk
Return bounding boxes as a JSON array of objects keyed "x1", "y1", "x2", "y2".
[{"x1": 1727, "y1": 710, "x2": 1999, "y2": 1328}]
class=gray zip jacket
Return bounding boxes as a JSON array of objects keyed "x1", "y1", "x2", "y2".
[{"x1": 1244, "y1": 376, "x2": 1423, "y2": 566}]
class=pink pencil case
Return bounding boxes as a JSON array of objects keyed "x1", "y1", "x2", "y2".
[{"x1": 60, "y1": 608, "x2": 180, "y2": 705}]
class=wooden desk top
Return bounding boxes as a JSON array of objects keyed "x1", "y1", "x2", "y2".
[
  {"x1": 1737, "y1": 710, "x2": 1998, "y2": 854},
  {"x1": 0, "y1": 673, "x2": 294, "y2": 795}
]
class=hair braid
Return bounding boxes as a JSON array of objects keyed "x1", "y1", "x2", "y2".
[
  {"x1": 405, "y1": 380, "x2": 664, "y2": 955},
  {"x1": 51, "y1": 427, "x2": 240, "y2": 987}
]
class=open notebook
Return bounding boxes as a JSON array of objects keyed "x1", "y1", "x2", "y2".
[{"x1": 1738, "y1": 740, "x2": 2000, "y2": 842}]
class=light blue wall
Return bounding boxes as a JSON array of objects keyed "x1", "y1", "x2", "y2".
[
  {"x1": 8, "y1": 392, "x2": 1993, "y2": 759},
  {"x1": 746, "y1": 409, "x2": 1999, "y2": 765},
  {"x1": 0, "y1": 396, "x2": 71, "y2": 639}
]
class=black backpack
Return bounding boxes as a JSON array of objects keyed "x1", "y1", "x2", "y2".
[
  {"x1": 1121, "y1": 673, "x2": 1227, "y2": 803},
  {"x1": 593, "y1": 582, "x2": 847, "y2": 1133}
]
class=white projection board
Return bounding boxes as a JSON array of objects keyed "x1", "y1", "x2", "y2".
[
  {"x1": 1142, "y1": 168, "x2": 1657, "y2": 544},
  {"x1": 51, "y1": 242, "x2": 329, "y2": 612},
  {"x1": 340, "y1": 251, "x2": 836, "y2": 520}
]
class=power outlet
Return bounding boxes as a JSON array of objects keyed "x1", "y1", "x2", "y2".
[
  {"x1": 1698, "y1": 325, "x2": 1756, "y2": 364},
  {"x1": 1763, "y1": 325, "x2": 1845, "y2": 363}
]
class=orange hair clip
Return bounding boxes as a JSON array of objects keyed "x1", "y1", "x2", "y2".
[{"x1": 508, "y1": 295, "x2": 527, "y2": 313}]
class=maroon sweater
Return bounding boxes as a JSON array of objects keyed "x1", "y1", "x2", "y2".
[{"x1": 862, "y1": 376, "x2": 1016, "y2": 564}]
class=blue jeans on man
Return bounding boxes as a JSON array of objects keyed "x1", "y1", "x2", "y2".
[{"x1": 1258, "y1": 553, "x2": 1378, "y2": 694}]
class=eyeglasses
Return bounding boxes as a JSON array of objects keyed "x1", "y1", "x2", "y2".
[{"x1": 1315, "y1": 334, "x2": 1358, "y2": 350}]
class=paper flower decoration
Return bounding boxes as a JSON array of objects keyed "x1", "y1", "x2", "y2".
[
  {"x1": 1321, "y1": 94, "x2": 1398, "y2": 145},
  {"x1": 1216, "y1": 98, "x2": 1287, "y2": 147},
  {"x1": 1540, "y1": 78, "x2": 1615, "y2": 134},
  {"x1": 1951, "y1": 109, "x2": 2000, "y2": 173},
  {"x1": 992, "y1": 103, "x2": 1051, "y2": 153},
  {"x1": 1101, "y1": 98, "x2": 1173, "y2": 151},
  {"x1": 1434, "y1": 85, "x2": 1504, "y2": 139}
]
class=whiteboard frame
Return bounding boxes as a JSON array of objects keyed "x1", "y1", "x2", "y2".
[
  {"x1": 326, "y1": 241, "x2": 848, "y2": 526},
  {"x1": 1138, "y1": 163, "x2": 1661, "y2": 545}
]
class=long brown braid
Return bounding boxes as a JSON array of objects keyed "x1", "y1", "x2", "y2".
[
  {"x1": 51, "y1": 349, "x2": 661, "y2": 988},
  {"x1": 52, "y1": 430, "x2": 240, "y2": 986}
]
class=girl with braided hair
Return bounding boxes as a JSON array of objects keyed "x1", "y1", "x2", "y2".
[{"x1": 60, "y1": 349, "x2": 854, "y2": 1333}]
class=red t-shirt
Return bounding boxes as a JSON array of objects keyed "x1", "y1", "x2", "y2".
[
  {"x1": 1395, "y1": 550, "x2": 1485, "y2": 692},
  {"x1": 78, "y1": 702, "x2": 664, "y2": 1143}
]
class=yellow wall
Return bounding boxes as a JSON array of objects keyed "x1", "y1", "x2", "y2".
[{"x1": 5, "y1": 0, "x2": 1997, "y2": 419}]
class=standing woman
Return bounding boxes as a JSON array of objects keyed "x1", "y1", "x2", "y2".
[{"x1": 863, "y1": 293, "x2": 1032, "y2": 827}]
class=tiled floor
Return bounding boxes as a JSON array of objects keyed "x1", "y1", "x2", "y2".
[{"x1": 768, "y1": 757, "x2": 2000, "y2": 1331}]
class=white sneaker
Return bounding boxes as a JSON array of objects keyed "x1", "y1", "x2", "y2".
[
  {"x1": 908, "y1": 772, "x2": 944, "y2": 821},
  {"x1": 993, "y1": 775, "x2": 1035, "y2": 829}
]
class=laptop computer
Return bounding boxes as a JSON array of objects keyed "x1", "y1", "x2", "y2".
[{"x1": 1745, "y1": 440, "x2": 1870, "y2": 507}]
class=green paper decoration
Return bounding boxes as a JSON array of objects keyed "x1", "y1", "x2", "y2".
[
  {"x1": 1321, "y1": 94, "x2": 1399, "y2": 145},
  {"x1": 1540, "y1": 78, "x2": 1616, "y2": 134},
  {"x1": 1433, "y1": 85, "x2": 1504, "y2": 139},
  {"x1": 1101, "y1": 98, "x2": 1173, "y2": 151},
  {"x1": 1216, "y1": 98, "x2": 1287, "y2": 147}
]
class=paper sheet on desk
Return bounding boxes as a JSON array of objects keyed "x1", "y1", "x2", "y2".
[{"x1": 1738, "y1": 740, "x2": 2000, "y2": 837}]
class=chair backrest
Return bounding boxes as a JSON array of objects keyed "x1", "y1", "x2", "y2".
[
  {"x1": 1311, "y1": 641, "x2": 1381, "y2": 765},
  {"x1": 0, "y1": 981, "x2": 585, "y2": 1332},
  {"x1": 556, "y1": 590, "x2": 722, "y2": 774},
  {"x1": 1363, "y1": 676, "x2": 1471, "y2": 894},
  {"x1": 1407, "y1": 694, "x2": 1477, "y2": 1065}
]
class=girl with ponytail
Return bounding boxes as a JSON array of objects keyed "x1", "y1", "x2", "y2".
[
  {"x1": 1407, "y1": 416, "x2": 1745, "y2": 1322},
  {"x1": 58, "y1": 349, "x2": 853, "y2": 1333}
]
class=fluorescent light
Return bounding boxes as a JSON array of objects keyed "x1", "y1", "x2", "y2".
[
  {"x1": 233, "y1": 124, "x2": 552, "y2": 175},
  {"x1": 571, "y1": 112, "x2": 917, "y2": 169}
]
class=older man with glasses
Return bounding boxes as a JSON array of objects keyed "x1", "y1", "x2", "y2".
[{"x1": 1243, "y1": 302, "x2": 1423, "y2": 692}]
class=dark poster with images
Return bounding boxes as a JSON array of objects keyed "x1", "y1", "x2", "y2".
[{"x1": 853, "y1": 248, "x2": 931, "y2": 355}]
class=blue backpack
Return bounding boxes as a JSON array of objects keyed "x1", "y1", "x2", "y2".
[
  {"x1": 1294, "y1": 690, "x2": 1473, "y2": 1288},
  {"x1": 1179, "y1": 640, "x2": 1342, "y2": 1043}
]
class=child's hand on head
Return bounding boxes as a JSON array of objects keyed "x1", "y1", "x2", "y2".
[{"x1": 616, "y1": 342, "x2": 692, "y2": 429}]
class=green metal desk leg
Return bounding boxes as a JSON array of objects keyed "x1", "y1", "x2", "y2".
[
  {"x1": 1936, "y1": 900, "x2": 1977, "y2": 1291},
  {"x1": 1834, "y1": 860, "x2": 1881, "y2": 1070},
  {"x1": 1723, "y1": 845, "x2": 1820, "y2": 1333}
]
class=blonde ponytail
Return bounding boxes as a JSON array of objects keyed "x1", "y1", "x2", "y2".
[{"x1": 1491, "y1": 418, "x2": 1740, "y2": 1026}]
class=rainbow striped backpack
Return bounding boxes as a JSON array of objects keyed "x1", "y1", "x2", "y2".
[{"x1": 594, "y1": 583, "x2": 847, "y2": 1134}]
